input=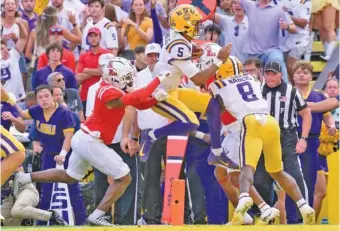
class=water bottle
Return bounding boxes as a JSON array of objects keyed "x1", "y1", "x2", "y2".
[{"x1": 26, "y1": 151, "x2": 33, "y2": 173}]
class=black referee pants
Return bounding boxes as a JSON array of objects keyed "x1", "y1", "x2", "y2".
[{"x1": 253, "y1": 129, "x2": 307, "y2": 223}]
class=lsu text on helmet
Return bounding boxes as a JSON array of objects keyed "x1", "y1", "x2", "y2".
[{"x1": 169, "y1": 4, "x2": 203, "y2": 39}]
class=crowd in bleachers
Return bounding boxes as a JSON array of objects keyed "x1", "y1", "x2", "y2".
[{"x1": 0, "y1": 0, "x2": 339, "y2": 227}]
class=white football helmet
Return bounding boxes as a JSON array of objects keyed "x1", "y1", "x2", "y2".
[
  {"x1": 99, "y1": 53, "x2": 115, "y2": 69},
  {"x1": 102, "y1": 57, "x2": 136, "y2": 89},
  {"x1": 196, "y1": 43, "x2": 222, "y2": 70}
]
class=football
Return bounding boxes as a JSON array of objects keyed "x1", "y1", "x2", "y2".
[{"x1": 192, "y1": 43, "x2": 204, "y2": 60}]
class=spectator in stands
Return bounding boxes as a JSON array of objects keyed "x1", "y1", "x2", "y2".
[
  {"x1": 133, "y1": 45, "x2": 147, "y2": 72},
  {"x1": 293, "y1": 60, "x2": 335, "y2": 222},
  {"x1": 47, "y1": 72, "x2": 85, "y2": 122},
  {"x1": 25, "y1": 6, "x2": 80, "y2": 64},
  {"x1": 216, "y1": 0, "x2": 234, "y2": 17},
  {"x1": 33, "y1": 42, "x2": 78, "y2": 90},
  {"x1": 212, "y1": 1, "x2": 248, "y2": 61},
  {"x1": 235, "y1": 0, "x2": 297, "y2": 83},
  {"x1": 243, "y1": 57, "x2": 264, "y2": 84},
  {"x1": 81, "y1": 0, "x2": 119, "y2": 56},
  {"x1": 37, "y1": 26, "x2": 76, "y2": 72},
  {"x1": 325, "y1": 78, "x2": 339, "y2": 129},
  {"x1": 51, "y1": 0, "x2": 82, "y2": 54},
  {"x1": 149, "y1": 0, "x2": 163, "y2": 45},
  {"x1": 312, "y1": 1, "x2": 339, "y2": 60},
  {"x1": 76, "y1": 27, "x2": 110, "y2": 115},
  {"x1": 1, "y1": 18, "x2": 28, "y2": 101},
  {"x1": 1, "y1": 0, "x2": 30, "y2": 91},
  {"x1": 204, "y1": 24, "x2": 221, "y2": 44},
  {"x1": 21, "y1": 0, "x2": 38, "y2": 33},
  {"x1": 278, "y1": 0, "x2": 311, "y2": 83},
  {"x1": 120, "y1": 0, "x2": 153, "y2": 50},
  {"x1": 15, "y1": 85, "x2": 86, "y2": 225}
]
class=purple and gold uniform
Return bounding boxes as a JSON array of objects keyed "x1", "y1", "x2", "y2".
[
  {"x1": 24, "y1": 104, "x2": 86, "y2": 225},
  {"x1": 0, "y1": 126, "x2": 25, "y2": 158},
  {"x1": 297, "y1": 89, "x2": 328, "y2": 205}
]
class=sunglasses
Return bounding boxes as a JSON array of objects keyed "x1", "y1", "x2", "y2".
[
  {"x1": 50, "y1": 27, "x2": 63, "y2": 34},
  {"x1": 234, "y1": 25, "x2": 239, "y2": 37},
  {"x1": 57, "y1": 78, "x2": 64, "y2": 82}
]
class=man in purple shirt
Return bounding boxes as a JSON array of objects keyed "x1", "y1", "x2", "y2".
[
  {"x1": 236, "y1": 0, "x2": 297, "y2": 83},
  {"x1": 20, "y1": 0, "x2": 38, "y2": 32},
  {"x1": 33, "y1": 43, "x2": 78, "y2": 90}
]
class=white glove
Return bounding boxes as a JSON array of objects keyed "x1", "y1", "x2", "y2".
[
  {"x1": 156, "y1": 71, "x2": 171, "y2": 82},
  {"x1": 154, "y1": 89, "x2": 168, "y2": 101}
]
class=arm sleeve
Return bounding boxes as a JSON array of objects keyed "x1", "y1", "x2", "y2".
[
  {"x1": 300, "y1": 1, "x2": 311, "y2": 21},
  {"x1": 28, "y1": 105, "x2": 40, "y2": 120},
  {"x1": 294, "y1": 88, "x2": 308, "y2": 111},
  {"x1": 132, "y1": 97, "x2": 158, "y2": 110},
  {"x1": 151, "y1": 8, "x2": 163, "y2": 45},
  {"x1": 104, "y1": 23, "x2": 119, "y2": 49},
  {"x1": 171, "y1": 59, "x2": 200, "y2": 79},
  {"x1": 98, "y1": 87, "x2": 123, "y2": 103},
  {"x1": 62, "y1": 110, "x2": 76, "y2": 133},
  {"x1": 37, "y1": 54, "x2": 48, "y2": 70}
]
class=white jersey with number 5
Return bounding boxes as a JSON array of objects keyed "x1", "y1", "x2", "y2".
[
  {"x1": 152, "y1": 30, "x2": 200, "y2": 92},
  {"x1": 209, "y1": 75, "x2": 269, "y2": 121}
]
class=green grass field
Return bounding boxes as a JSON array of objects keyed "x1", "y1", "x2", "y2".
[{"x1": 2, "y1": 225, "x2": 340, "y2": 231}]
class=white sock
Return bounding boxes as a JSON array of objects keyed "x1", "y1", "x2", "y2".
[
  {"x1": 296, "y1": 198, "x2": 307, "y2": 208},
  {"x1": 239, "y1": 192, "x2": 250, "y2": 199},
  {"x1": 90, "y1": 209, "x2": 105, "y2": 218},
  {"x1": 323, "y1": 41, "x2": 329, "y2": 51},
  {"x1": 212, "y1": 148, "x2": 223, "y2": 156},
  {"x1": 259, "y1": 203, "x2": 270, "y2": 213},
  {"x1": 148, "y1": 130, "x2": 156, "y2": 141},
  {"x1": 21, "y1": 173, "x2": 32, "y2": 184}
]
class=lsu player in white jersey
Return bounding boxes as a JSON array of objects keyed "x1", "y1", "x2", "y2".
[
  {"x1": 208, "y1": 60, "x2": 316, "y2": 224},
  {"x1": 197, "y1": 43, "x2": 281, "y2": 225},
  {"x1": 140, "y1": 4, "x2": 236, "y2": 167}
]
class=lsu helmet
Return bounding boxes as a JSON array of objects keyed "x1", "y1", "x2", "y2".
[
  {"x1": 216, "y1": 56, "x2": 243, "y2": 80},
  {"x1": 102, "y1": 57, "x2": 136, "y2": 89},
  {"x1": 169, "y1": 4, "x2": 203, "y2": 39}
]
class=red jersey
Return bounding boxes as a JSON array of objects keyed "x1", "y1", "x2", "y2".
[
  {"x1": 84, "y1": 82, "x2": 125, "y2": 145},
  {"x1": 206, "y1": 75, "x2": 237, "y2": 126}
]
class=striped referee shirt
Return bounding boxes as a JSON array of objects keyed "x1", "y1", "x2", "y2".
[{"x1": 262, "y1": 82, "x2": 307, "y2": 129}]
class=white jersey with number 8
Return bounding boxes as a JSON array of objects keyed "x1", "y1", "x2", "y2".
[{"x1": 209, "y1": 74, "x2": 269, "y2": 121}]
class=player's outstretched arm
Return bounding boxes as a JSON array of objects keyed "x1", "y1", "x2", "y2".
[
  {"x1": 191, "y1": 44, "x2": 232, "y2": 86},
  {"x1": 105, "y1": 72, "x2": 170, "y2": 109},
  {"x1": 308, "y1": 97, "x2": 339, "y2": 113}
]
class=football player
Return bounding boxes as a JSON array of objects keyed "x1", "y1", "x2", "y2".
[
  {"x1": 141, "y1": 4, "x2": 235, "y2": 167},
  {"x1": 208, "y1": 58, "x2": 316, "y2": 225},
  {"x1": 13, "y1": 56, "x2": 171, "y2": 226},
  {"x1": 198, "y1": 43, "x2": 280, "y2": 225},
  {"x1": 0, "y1": 86, "x2": 26, "y2": 186}
]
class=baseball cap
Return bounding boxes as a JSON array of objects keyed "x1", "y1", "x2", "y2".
[
  {"x1": 264, "y1": 61, "x2": 282, "y2": 73},
  {"x1": 49, "y1": 26, "x2": 63, "y2": 35},
  {"x1": 145, "y1": 43, "x2": 161, "y2": 55},
  {"x1": 88, "y1": 27, "x2": 101, "y2": 36}
]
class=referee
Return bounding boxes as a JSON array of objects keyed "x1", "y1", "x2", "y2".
[{"x1": 253, "y1": 61, "x2": 312, "y2": 224}]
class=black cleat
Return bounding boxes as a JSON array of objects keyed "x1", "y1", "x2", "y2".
[{"x1": 49, "y1": 210, "x2": 68, "y2": 226}]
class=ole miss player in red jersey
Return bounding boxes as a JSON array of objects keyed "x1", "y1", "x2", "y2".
[{"x1": 13, "y1": 56, "x2": 171, "y2": 226}]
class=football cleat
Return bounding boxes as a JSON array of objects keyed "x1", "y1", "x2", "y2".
[
  {"x1": 207, "y1": 150, "x2": 239, "y2": 169},
  {"x1": 257, "y1": 207, "x2": 280, "y2": 225},
  {"x1": 228, "y1": 197, "x2": 253, "y2": 225},
  {"x1": 300, "y1": 204, "x2": 316, "y2": 225},
  {"x1": 49, "y1": 210, "x2": 68, "y2": 226},
  {"x1": 87, "y1": 214, "x2": 115, "y2": 226}
]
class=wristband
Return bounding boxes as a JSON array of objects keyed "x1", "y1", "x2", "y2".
[
  {"x1": 131, "y1": 137, "x2": 139, "y2": 142},
  {"x1": 195, "y1": 131, "x2": 205, "y2": 140},
  {"x1": 59, "y1": 150, "x2": 67, "y2": 157},
  {"x1": 215, "y1": 59, "x2": 223, "y2": 67}
]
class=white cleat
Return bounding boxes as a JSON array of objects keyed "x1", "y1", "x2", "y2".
[
  {"x1": 300, "y1": 204, "x2": 316, "y2": 225},
  {"x1": 258, "y1": 207, "x2": 280, "y2": 225},
  {"x1": 12, "y1": 172, "x2": 26, "y2": 199},
  {"x1": 227, "y1": 197, "x2": 254, "y2": 225},
  {"x1": 87, "y1": 215, "x2": 116, "y2": 226}
]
